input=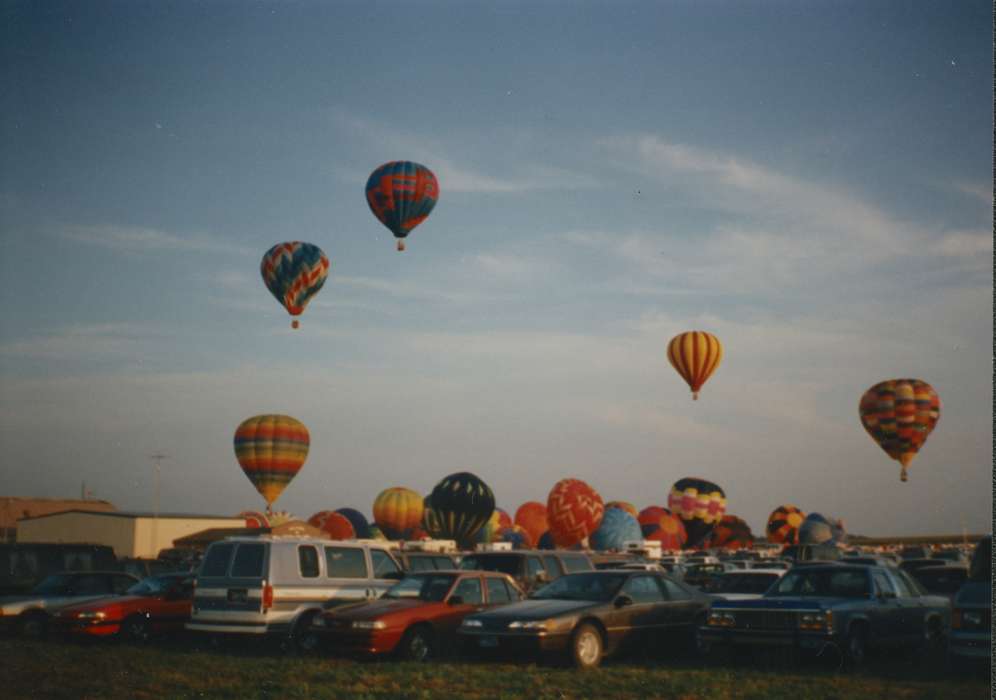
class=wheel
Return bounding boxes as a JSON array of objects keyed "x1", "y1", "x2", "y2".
[
  {"x1": 292, "y1": 614, "x2": 321, "y2": 654},
  {"x1": 398, "y1": 625, "x2": 434, "y2": 662},
  {"x1": 570, "y1": 623, "x2": 603, "y2": 670},
  {"x1": 120, "y1": 615, "x2": 151, "y2": 643},
  {"x1": 845, "y1": 626, "x2": 867, "y2": 670},
  {"x1": 20, "y1": 611, "x2": 48, "y2": 639}
]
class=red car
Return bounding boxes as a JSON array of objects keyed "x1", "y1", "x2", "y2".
[
  {"x1": 307, "y1": 570, "x2": 523, "y2": 661},
  {"x1": 55, "y1": 572, "x2": 194, "y2": 641}
]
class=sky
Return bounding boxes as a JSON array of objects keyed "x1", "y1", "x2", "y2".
[{"x1": 0, "y1": 1, "x2": 991, "y2": 538}]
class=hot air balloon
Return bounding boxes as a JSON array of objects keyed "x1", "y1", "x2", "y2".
[
  {"x1": 497, "y1": 525, "x2": 535, "y2": 549},
  {"x1": 260, "y1": 242, "x2": 330, "y2": 329},
  {"x1": 424, "y1": 472, "x2": 495, "y2": 546},
  {"x1": 605, "y1": 501, "x2": 639, "y2": 519},
  {"x1": 234, "y1": 415, "x2": 309, "y2": 513},
  {"x1": 638, "y1": 507, "x2": 688, "y2": 550},
  {"x1": 238, "y1": 510, "x2": 270, "y2": 529},
  {"x1": 335, "y1": 508, "x2": 372, "y2": 539},
  {"x1": 859, "y1": 379, "x2": 940, "y2": 482},
  {"x1": 798, "y1": 513, "x2": 837, "y2": 545},
  {"x1": 537, "y1": 531, "x2": 555, "y2": 550},
  {"x1": 667, "y1": 331, "x2": 723, "y2": 400},
  {"x1": 474, "y1": 510, "x2": 504, "y2": 544},
  {"x1": 766, "y1": 505, "x2": 805, "y2": 545},
  {"x1": 514, "y1": 502, "x2": 549, "y2": 544},
  {"x1": 365, "y1": 161, "x2": 439, "y2": 252},
  {"x1": 494, "y1": 508, "x2": 513, "y2": 530},
  {"x1": 547, "y1": 479, "x2": 604, "y2": 548},
  {"x1": 373, "y1": 487, "x2": 424, "y2": 540},
  {"x1": 709, "y1": 515, "x2": 753, "y2": 550},
  {"x1": 667, "y1": 477, "x2": 726, "y2": 549},
  {"x1": 308, "y1": 511, "x2": 356, "y2": 540},
  {"x1": 590, "y1": 508, "x2": 642, "y2": 552}
]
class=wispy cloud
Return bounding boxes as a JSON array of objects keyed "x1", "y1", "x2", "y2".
[
  {"x1": 953, "y1": 181, "x2": 993, "y2": 205},
  {"x1": 63, "y1": 225, "x2": 255, "y2": 256},
  {"x1": 932, "y1": 228, "x2": 993, "y2": 257},
  {"x1": 0, "y1": 323, "x2": 171, "y2": 361}
]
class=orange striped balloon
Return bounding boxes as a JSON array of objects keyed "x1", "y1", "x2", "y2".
[
  {"x1": 234, "y1": 415, "x2": 309, "y2": 510},
  {"x1": 372, "y1": 487, "x2": 424, "y2": 539},
  {"x1": 667, "y1": 331, "x2": 723, "y2": 400}
]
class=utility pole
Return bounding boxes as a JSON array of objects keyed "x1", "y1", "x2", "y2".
[{"x1": 149, "y1": 453, "x2": 169, "y2": 559}]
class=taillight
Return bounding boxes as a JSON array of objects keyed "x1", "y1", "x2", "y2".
[
  {"x1": 262, "y1": 583, "x2": 274, "y2": 611},
  {"x1": 952, "y1": 609, "x2": 962, "y2": 629}
]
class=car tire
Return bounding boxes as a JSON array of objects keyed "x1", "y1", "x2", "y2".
[
  {"x1": 20, "y1": 611, "x2": 48, "y2": 640},
  {"x1": 844, "y1": 626, "x2": 867, "y2": 670},
  {"x1": 398, "y1": 625, "x2": 434, "y2": 662},
  {"x1": 570, "y1": 623, "x2": 603, "y2": 670},
  {"x1": 121, "y1": 615, "x2": 151, "y2": 643},
  {"x1": 291, "y1": 613, "x2": 321, "y2": 654}
]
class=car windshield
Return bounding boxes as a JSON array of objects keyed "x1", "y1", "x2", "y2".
[
  {"x1": 383, "y1": 574, "x2": 456, "y2": 602},
  {"x1": 768, "y1": 569, "x2": 869, "y2": 598},
  {"x1": 459, "y1": 555, "x2": 519, "y2": 576},
  {"x1": 125, "y1": 575, "x2": 183, "y2": 596},
  {"x1": 707, "y1": 573, "x2": 779, "y2": 594},
  {"x1": 32, "y1": 574, "x2": 74, "y2": 594},
  {"x1": 530, "y1": 573, "x2": 627, "y2": 602}
]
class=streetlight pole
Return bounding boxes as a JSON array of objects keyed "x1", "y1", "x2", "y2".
[{"x1": 149, "y1": 453, "x2": 169, "y2": 559}]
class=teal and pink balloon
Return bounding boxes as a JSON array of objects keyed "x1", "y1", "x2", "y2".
[
  {"x1": 260, "y1": 242, "x2": 330, "y2": 329},
  {"x1": 590, "y1": 508, "x2": 642, "y2": 551},
  {"x1": 365, "y1": 161, "x2": 439, "y2": 252}
]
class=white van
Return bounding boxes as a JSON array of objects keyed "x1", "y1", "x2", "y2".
[{"x1": 187, "y1": 536, "x2": 403, "y2": 644}]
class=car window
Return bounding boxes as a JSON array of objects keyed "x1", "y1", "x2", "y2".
[
  {"x1": 772, "y1": 569, "x2": 869, "y2": 598},
  {"x1": 895, "y1": 568, "x2": 928, "y2": 596},
  {"x1": 111, "y1": 575, "x2": 135, "y2": 594},
  {"x1": 559, "y1": 554, "x2": 593, "y2": 573},
  {"x1": 459, "y1": 555, "x2": 521, "y2": 577},
  {"x1": 486, "y1": 577, "x2": 511, "y2": 604},
  {"x1": 542, "y1": 555, "x2": 564, "y2": 577},
  {"x1": 299, "y1": 546, "x2": 320, "y2": 578},
  {"x1": 231, "y1": 544, "x2": 265, "y2": 578},
  {"x1": 526, "y1": 557, "x2": 546, "y2": 578},
  {"x1": 503, "y1": 579, "x2": 523, "y2": 601},
  {"x1": 63, "y1": 551, "x2": 94, "y2": 571},
  {"x1": 325, "y1": 547, "x2": 368, "y2": 579},
  {"x1": 409, "y1": 557, "x2": 434, "y2": 572},
  {"x1": 73, "y1": 574, "x2": 109, "y2": 595},
  {"x1": 201, "y1": 543, "x2": 235, "y2": 577},
  {"x1": 371, "y1": 550, "x2": 401, "y2": 578},
  {"x1": 621, "y1": 575, "x2": 664, "y2": 604},
  {"x1": 872, "y1": 571, "x2": 896, "y2": 596},
  {"x1": 434, "y1": 556, "x2": 455, "y2": 570},
  {"x1": 660, "y1": 578, "x2": 692, "y2": 600},
  {"x1": 453, "y1": 577, "x2": 483, "y2": 604},
  {"x1": 886, "y1": 569, "x2": 916, "y2": 597}
]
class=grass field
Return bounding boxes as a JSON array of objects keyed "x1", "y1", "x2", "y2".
[{"x1": 3, "y1": 637, "x2": 988, "y2": 700}]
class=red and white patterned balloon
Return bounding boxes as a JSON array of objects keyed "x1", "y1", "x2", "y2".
[{"x1": 547, "y1": 479, "x2": 604, "y2": 547}]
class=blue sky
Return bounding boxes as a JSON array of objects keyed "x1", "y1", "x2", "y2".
[{"x1": 1, "y1": 1, "x2": 991, "y2": 537}]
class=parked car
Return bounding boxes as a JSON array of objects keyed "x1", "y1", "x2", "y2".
[
  {"x1": 658, "y1": 562, "x2": 688, "y2": 581},
  {"x1": 898, "y1": 546, "x2": 931, "y2": 561},
  {"x1": 459, "y1": 570, "x2": 709, "y2": 668},
  {"x1": 839, "y1": 556, "x2": 896, "y2": 568},
  {"x1": 948, "y1": 536, "x2": 990, "y2": 667},
  {"x1": 700, "y1": 564, "x2": 950, "y2": 668},
  {"x1": 398, "y1": 552, "x2": 460, "y2": 573},
  {"x1": 746, "y1": 559, "x2": 789, "y2": 571},
  {"x1": 780, "y1": 544, "x2": 842, "y2": 563},
  {"x1": 928, "y1": 548, "x2": 968, "y2": 564},
  {"x1": 899, "y1": 558, "x2": 948, "y2": 576},
  {"x1": 55, "y1": 572, "x2": 194, "y2": 641},
  {"x1": 683, "y1": 562, "x2": 736, "y2": 590},
  {"x1": 0, "y1": 570, "x2": 140, "y2": 638},
  {"x1": 308, "y1": 570, "x2": 523, "y2": 660},
  {"x1": 0, "y1": 543, "x2": 118, "y2": 596},
  {"x1": 910, "y1": 565, "x2": 969, "y2": 600},
  {"x1": 458, "y1": 550, "x2": 593, "y2": 595},
  {"x1": 704, "y1": 569, "x2": 786, "y2": 602},
  {"x1": 187, "y1": 537, "x2": 404, "y2": 646}
]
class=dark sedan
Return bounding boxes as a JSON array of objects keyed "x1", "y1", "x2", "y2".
[
  {"x1": 458, "y1": 570, "x2": 709, "y2": 668},
  {"x1": 700, "y1": 564, "x2": 950, "y2": 668}
]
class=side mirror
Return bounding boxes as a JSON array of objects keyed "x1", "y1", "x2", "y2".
[
  {"x1": 614, "y1": 594, "x2": 634, "y2": 609},
  {"x1": 447, "y1": 595, "x2": 464, "y2": 606}
]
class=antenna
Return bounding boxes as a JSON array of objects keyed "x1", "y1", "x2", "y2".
[{"x1": 149, "y1": 452, "x2": 170, "y2": 559}]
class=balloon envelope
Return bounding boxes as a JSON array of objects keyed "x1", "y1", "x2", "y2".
[
  {"x1": 667, "y1": 331, "x2": 723, "y2": 399},
  {"x1": 365, "y1": 161, "x2": 439, "y2": 247},
  {"x1": 234, "y1": 415, "x2": 309, "y2": 509},
  {"x1": 859, "y1": 379, "x2": 940, "y2": 482},
  {"x1": 547, "y1": 479, "x2": 604, "y2": 548},
  {"x1": 308, "y1": 511, "x2": 356, "y2": 540},
  {"x1": 709, "y1": 515, "x2": 753, "y2": 550},
  {"x1": 514, "y1": 502, "x2": 549, "y2": 544},
  {"x1": 766, "y1": 505, "x2": 805, "y2": 545},
  {"x1": 638, "y1": 507, "x2": 687, "y2": 550},
  {"x1": 667, "y1": 477, "x2": 726, "y2": 549},
  {"x1": 373, "y1": 487, "x2": 424, "y2": 540},
  {"x1": 498, "y1": 525, "x2": 534, "y2": 549},
  {"x1": 590, "y1": 509, "x2": 642, "y2": 551},
  {"x1": 260, "y1": 242, "x2": 330, "y2": 326},
  {"x1": 798, "y1": 513, "x2": 846, "y2": 545},
  {"x1": 239, "y1": 511, "x2": 270, "y2": 529},
  {"x1": 424, "y1": 472, "x2": 496, "y2": 546},
  {"x1": 605, "y1": 501, "x2": 639, "y2": 518},
  {"x1": 335, "y1": 508, "x2": 371, "y2": 539}
]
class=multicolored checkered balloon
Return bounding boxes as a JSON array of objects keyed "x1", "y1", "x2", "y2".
[{"x1": 859, "y1": 379, "x2": 940, "y2": 482}]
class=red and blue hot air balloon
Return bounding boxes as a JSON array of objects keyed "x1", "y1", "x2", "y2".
[
  {"x1": 260, "y1": 242, "x2": 330, "y2": 329},
  {"x1": 365, "y1": 161, "x2": 439, "y2": 251}
]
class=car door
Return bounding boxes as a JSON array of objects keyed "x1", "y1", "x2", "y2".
[
  {"x1": 438, "y1": 575, "x2": 484, "y2": 640},
  {"x1": 870, "y1": 570, "x2": 903, "y2": 646},
  {"x1": 369, "y1": 549, "x2": 404, "y2": 599},
  {"x1": 658, "y1": 577, "x2": 703, "y2": 628},
  {"x1": 611, "y1": 575, "x2": 669, "y2": 653},
  {"x1": 887, "y1": 568, "x2": 928, "y2": 644},
  {"x1": 160, "y1": 576, "x2": 195, "y2": 633}
]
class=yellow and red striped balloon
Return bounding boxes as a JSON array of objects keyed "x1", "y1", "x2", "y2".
[
  {"x1": 234, "y1": 415, "x2": 309, "y2": 510},
  {"x1": 859, "y1": 379, "x2": 940, "y2": 482},
  {"x1": 372, "y1": 487, "x2": 424, "y2": 539},
  {"x1": 667, "y1": 331, "x2": 723, "y2": 400}
]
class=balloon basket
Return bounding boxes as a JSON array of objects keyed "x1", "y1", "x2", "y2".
[
  {"x1": 397, "y1": 239, "x2": 406, "y2": 252},
  {"x1": 291, "y1": 319, "x2": 299, "y2": 330}
]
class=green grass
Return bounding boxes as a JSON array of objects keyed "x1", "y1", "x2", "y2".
[{"x1": 2, "y1": 638, "x2": 988, "y2": 700}]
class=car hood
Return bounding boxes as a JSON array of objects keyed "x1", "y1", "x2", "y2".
[
  {"x1": 471, "y1": 598, "x2": 599, "y2": 621},
  {"x1": 58, "y1": 594, "x2": 156, "y2": 616},
  {"x1": 326, "y1": 598, "x2": 439, "y2": 621},
  {"x1": 710, "y1": 597, "x2": 841, "y2": 610},
  {"x1": 708, "y1": 593, "x2": 765, "y2": 602}
]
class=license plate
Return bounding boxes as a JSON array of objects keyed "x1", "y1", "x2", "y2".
[
  {"x1": 227, "y1": 589, "x2": 248, "y2": 603},
  {"x1": 479, "y1": 635, "x2": 498, "y2": 648}
]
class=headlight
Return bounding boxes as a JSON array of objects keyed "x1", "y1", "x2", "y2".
[
  {"x1": 707, "y1": 611, "x2": 735, "y2": 627},
  {"x1": 953, "y1": 609, "x2": 984, "y2": 630},
  {"x1": 798, "y1": 611, "x2": 831, "y2": 631},
  {"x1": 508, "y1": 620, "x2": 548, "y2": 631},
  {"x1": 76, "y1": 611, "x2": 107, "y2": 620},
  {"x1": 461, "y1": 619, "x2": 483, "y2": 628},
  {"x1": 351, "y1": 620, "x2": 386, "y2": 630}
]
